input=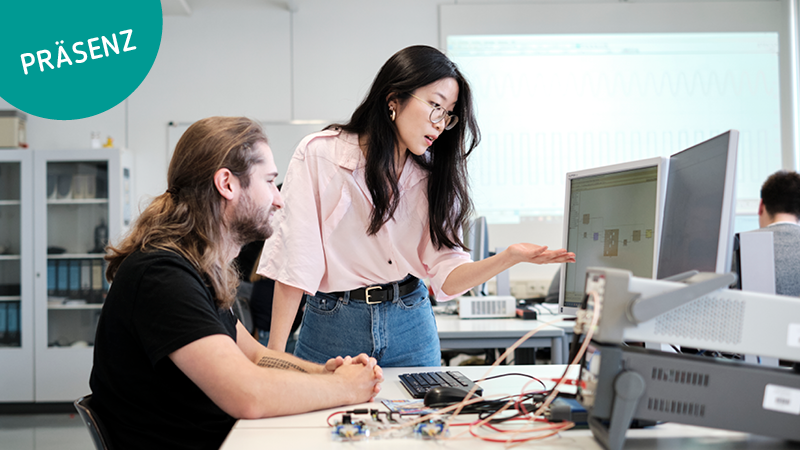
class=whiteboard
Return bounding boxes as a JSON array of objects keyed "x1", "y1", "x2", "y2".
[{"x1": 166, "y1": 120, "x2": 333, "y2": 184}]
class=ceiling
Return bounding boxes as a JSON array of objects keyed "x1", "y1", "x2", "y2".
[
  {"x1": 161, "y1": 0, "x2": 192, "y2": 16},
  {"x1": 160, "y1": 0, "x2": 297, "y2": 16}
]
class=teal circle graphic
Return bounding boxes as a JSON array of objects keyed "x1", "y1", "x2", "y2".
[{"x1": 0, "y1": 1, "x2": 162, "y2": 120}]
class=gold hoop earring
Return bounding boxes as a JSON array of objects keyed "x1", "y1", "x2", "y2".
[{"x1": 390, "y1": 108, "x2": 396, "y2": 122}]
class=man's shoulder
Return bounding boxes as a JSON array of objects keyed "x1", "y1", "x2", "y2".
[
  {"x1": 118, "y1": 248, "x2": 199, "y2": 281},
  {"x1": 770, "y1": 224, "x2": 800, "y2": 242},
  {"x1": 112, "y1": 248, "x2": 214, "y2": 314},
  {"x1": 124, "y1": 248, "x2": 188, "y2": 266}
]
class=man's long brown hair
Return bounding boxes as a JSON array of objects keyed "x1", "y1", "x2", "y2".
[{"x1": 105, "y1": 117, "x2": 267, "y2": 309}]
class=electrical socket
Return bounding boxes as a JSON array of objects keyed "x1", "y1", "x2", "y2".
[
  {"x1": 509, "y1": 279, "x2": 551, "y2": 298},
  {"x1": 526, "y1": 280, "x2": 548, "y2": 298},
  {"x1": 510, "y1": 281, "x2": 527, "y2": 298}
]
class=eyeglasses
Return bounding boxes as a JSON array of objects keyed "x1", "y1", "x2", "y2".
[{"x1": 408, "y1": 93, "x2": 459, "y2": 131}]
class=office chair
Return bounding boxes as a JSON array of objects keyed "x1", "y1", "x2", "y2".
[{"x1": 74, "y1": 394, "x2": 114, "y2": 450}]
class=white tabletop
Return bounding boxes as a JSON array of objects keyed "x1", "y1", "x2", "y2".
[
  {"x1": 232, "y1": 365, "x2": 576, "y2": 431},
  {"x1": 220, "y1": 365, "x2": 793, "y2": 449},
  {"x1": 435, "y1": 314, "x2": 565, "y2": 337}
]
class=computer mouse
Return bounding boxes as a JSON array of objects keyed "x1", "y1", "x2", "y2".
[{"x1": 423, "y1": 386, "x2": 479, "y2": 407}]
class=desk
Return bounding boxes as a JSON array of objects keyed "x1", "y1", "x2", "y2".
[
  {"x1": 435, "y1": 314, "x2": 567, "y2": 364},
  {"x1": 221, "y1": 365, "x2": 794, "y2": 449}
]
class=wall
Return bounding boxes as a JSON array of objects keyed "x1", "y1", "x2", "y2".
[{"x1": 129, "y1": 0, "x2": 292, "y2": 208}]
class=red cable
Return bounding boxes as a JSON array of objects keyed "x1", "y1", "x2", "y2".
[
  {"x1": 326, "y1": 411, "x2": 347, "y2": 427},
  {"x1": 468, "y1": 421, "x2": 573, "y2": 443}
]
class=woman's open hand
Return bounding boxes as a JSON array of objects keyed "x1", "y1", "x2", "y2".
[{"x1": 506, "y1": 243, "x2": 575, "y2": 265}]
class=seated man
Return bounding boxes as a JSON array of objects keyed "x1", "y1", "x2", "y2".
[
  {"x1": 90, "y1": 117, "x2": 383, "y2": 450},
  {"x1": 755, "y1": 170, "x2": 800, "y2": 297}
]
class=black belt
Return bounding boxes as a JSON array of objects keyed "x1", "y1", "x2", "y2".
[{"x1": 332, "y1": 276, "x2": 420, "y2": 304}]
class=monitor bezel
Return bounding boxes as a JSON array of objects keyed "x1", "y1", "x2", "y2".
[
  {"x1": 656, "y1": 130, "x2": 739, "y2": 279},
  {"x1": 558, "y1": 156, "x2": 669, "y2": 316},
  {"x1": 465, "y1": 216, "x2": 490, "y2": 296}
]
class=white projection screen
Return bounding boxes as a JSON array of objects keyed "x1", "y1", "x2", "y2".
[{"x1": 440, "y1": 1, "x2": 799, "y2": 225}]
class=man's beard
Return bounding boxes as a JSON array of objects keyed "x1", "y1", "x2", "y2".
[{"x1": 230, "y1": 191, "x2": 276, "y2": 245}]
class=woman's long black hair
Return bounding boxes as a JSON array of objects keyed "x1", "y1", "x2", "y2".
[{"x1": 330, "y1": 45, "x2": 480, "y2": 250}]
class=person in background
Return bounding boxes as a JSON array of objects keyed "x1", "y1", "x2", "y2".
[
  {"x1": 258, "y1": 45, "x2": 575, "y2": 367},
  {"x1": 235, "y1": 238, "x2": 304, "y2": 352},
  {"x1": 755, "y1": 170, "x2": 800, "y2": 297},
  {"x1": 90, "y1": 117, "x2": 382, "y2": 450}
]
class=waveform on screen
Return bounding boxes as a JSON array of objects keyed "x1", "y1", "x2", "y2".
[
  {"x1": 469, "y1": 129, "x2": 776, "y2": 190},
  {"x1": 472, "y1": 69, "x2": 777, "y2": 99}
]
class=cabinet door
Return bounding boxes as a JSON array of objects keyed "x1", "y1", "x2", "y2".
[
  {"x1": 34, "y1": 150, "x2": 121, "y2": 401},
  {"x1": 0, "y1": 151, "x2": 34, "y2": 402}
]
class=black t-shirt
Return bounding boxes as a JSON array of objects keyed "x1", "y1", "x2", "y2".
[{"x1": 90, "y1": 249, "x2": 238, "y2": 450}]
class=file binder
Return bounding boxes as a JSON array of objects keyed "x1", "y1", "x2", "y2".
[{"x1": 7, "y1": 302, "x2": 19, "y2": 345}]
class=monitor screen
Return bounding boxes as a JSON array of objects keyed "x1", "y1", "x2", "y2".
[
  {"x1": 464, "y1": 216, "x2": 489, "y2": 296},
  {"x1": 559, "y1": 157, "x2": 667, "y2": 315},
  {"x1": 657, "y1": 130, "x2": 739, "y2": 279},
  {"x1": 447, "y1": 32, "x2": 781, "y2": 223}
]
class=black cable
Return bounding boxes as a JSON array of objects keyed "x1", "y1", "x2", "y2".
[
  {"x1": 480, "y1": 373, "x2": 547, "y2": 391},
  {"x1": 442, "y1": 399, "x2": 511, "y2": 416},
  {"x1": 471, "y1": 391, "x2": 552, "y2": 424},
  {"x1": 567, "y1": 327, "x2": 582, "y2": 363}
]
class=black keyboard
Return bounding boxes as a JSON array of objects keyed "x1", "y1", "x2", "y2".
[{"x1": 399, "y1": 370, "x2": 483, "y2": 399}]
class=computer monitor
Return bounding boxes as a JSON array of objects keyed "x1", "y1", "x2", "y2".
[
  {"x1": 464, "y1": 216, "x2": 489, "y2": 296},
  {"x1": 558, "y1": 157, "x2": 668, "y2": 315},
  {"x1": 656, "y1": 130, "x2": 739, "y2": 279}
]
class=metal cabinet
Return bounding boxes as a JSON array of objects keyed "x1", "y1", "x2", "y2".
[
  {"x1": 0, "y1": 150, "x2": 34, "y2": 402},
  {"x1": 31, "y1": 149, "x2": 128, "y2": 402}
]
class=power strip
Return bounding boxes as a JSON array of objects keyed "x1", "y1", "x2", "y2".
[{"x1": 458, "y1": 295, "x2": 516, "y2": 319}]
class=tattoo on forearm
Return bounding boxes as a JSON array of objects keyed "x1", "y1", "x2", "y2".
[{"x1": 257, "y1": 356, "x2": 307, "y2": 373}]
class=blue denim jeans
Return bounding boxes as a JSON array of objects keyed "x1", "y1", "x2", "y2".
[{"x1": 293, "y1": 279, "x2": 441, "y2": 367}]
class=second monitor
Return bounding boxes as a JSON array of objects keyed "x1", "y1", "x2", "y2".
[
  {"x1": 657, "y1": 130, "x2": 739, "y2": 279},
  {"x1": 558, "y1": 157, "x2": 668, "y2": 315}
]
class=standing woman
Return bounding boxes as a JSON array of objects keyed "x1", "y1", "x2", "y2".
[{"x1": 258, "y1": 45, "x2": 574, "y2": 367}]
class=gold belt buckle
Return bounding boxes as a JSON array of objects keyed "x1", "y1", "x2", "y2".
[{"x1": 365, "y1": 286, "x2": 381, "y2": 304}]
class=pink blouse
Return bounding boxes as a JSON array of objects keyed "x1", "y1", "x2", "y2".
[{"x1": 257, "y1": 129, "x2": 470, "y2": 301}]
